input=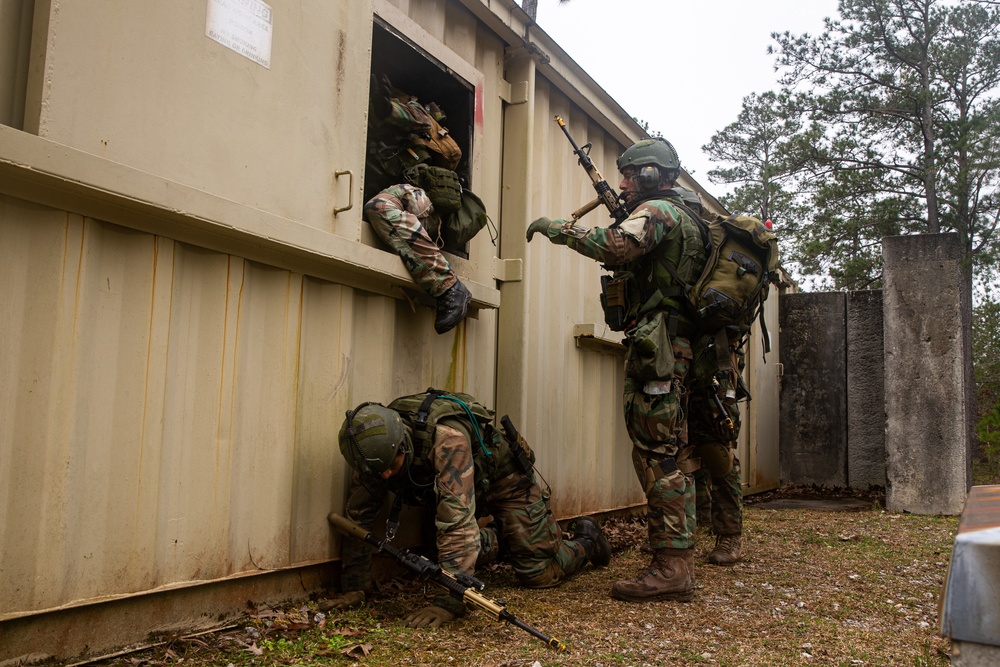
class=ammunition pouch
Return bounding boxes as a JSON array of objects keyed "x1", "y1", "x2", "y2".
[
  {"x1": 600, "y1": 274, "x2": 630, "y2": 331},
  {"x1": 404, "y1": 164, "x2": 463, "y2": 214},
  {"x1": 442, "y1": 188, "x2": 490, "y2": 249}
]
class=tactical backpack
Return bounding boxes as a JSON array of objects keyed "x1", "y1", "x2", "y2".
[
  {"x1": 386, "y1": 389, "x2": 523, "y2": 498},
  {"x1": 685, "y1": 215, "x2": 779, "y2": 337},
  {"x1": 602, "y1": 198, "x2": 778, "y2": 351}
]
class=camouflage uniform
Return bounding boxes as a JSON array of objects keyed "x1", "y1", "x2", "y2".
[
  {"x1": 340, "y1": 417, "x2": 589, "y2": 616},
  {"x1": 364, "y1": 184, "x2": 457, "y2": 298},
  {"x1": 688, "y1": 333, "x2": 746, "y2": 550},
  {"x1": 538, "y1": 195, "x2": 701, "y2": 554}
]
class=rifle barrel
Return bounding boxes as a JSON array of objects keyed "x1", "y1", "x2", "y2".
[
  {"x1": 502, "y1": 611, "x2": 568, "y2": 653},
  {"x1": 328, "y1": 512, "x2": 569, "y2": 653}
]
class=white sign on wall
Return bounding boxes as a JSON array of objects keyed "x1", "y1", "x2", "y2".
[{"x1": 206, "y1": 0, "x2": 273, "y2": 69}]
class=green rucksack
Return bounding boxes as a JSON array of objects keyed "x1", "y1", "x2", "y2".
[
  {"x1": 687, "y1": 215, "x2": 779, "y2": 335},
  {"x1": 387, "y1": 389, "x2": 514, "y2": 497},
  {"x1": 442, "y1": 189, "x2": 491, "y2": 248}
]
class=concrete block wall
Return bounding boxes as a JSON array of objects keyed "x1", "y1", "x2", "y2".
[
  {"x1": 779, "y1": 292, "x2": 848, "y2": 487},
  {"x1": 846, "y1": 290, "x2": 886, "y2": 489},
  {"x1": 779, "y1": 233, "x2": 974, "y2": 515},
  {"x1": 883, "y1": 233, "x2": 974, "y2": 514}
]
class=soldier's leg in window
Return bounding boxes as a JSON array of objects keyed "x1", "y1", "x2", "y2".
[{"x1": 364, "y1": 184, "x2": 457, "y2": 298}]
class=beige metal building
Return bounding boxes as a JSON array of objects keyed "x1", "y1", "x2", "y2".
[{"x1": 0, "y1": 0, "x2": 782, "y2": 661}]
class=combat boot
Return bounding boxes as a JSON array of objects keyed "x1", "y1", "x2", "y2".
[
  {"x1": 572, "y1": 517, "x2": 611, "y2": 567},
  {"x1": 707, "y1": 533, "x2": 743, "y2": 566},
  {"x1": 610, "y1": 548, "x2": 695, "y2": 602},
  {"x1": 434, "y1": 280, "x2": 471, "y2": 334}
]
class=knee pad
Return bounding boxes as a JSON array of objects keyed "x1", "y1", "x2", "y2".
[{"x1": 700, "y1": 441, "x2": 734, "y2": 478}]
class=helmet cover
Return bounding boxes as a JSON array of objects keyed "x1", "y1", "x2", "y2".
[{"x1": 339, "y1": 403, "x2": 407, "y2": 475}]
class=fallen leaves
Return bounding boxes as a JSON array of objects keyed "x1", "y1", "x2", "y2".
[{"x1": 87, "y1": 487, "x2": 956, "y2": 667}]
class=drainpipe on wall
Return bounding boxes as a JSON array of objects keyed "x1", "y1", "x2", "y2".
[{"x1": 494, "y1": 39, "x2": 540, "y2": 431}]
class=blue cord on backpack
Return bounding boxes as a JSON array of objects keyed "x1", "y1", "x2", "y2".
[{"x1": 437, "y1": 395, "x2": 492, "y2": 458}]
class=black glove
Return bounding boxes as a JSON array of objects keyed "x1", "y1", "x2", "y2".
[{"x1": 370, "y1": 74, "x2": 391, "y2": 119}]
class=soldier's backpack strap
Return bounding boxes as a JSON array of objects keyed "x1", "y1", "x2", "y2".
[
  {"x1": 411, "y1": 388, "x2": 446, "y2": 461},
  {"x1": 410, "y1": 388, "x2": 493, "y2": 461}
]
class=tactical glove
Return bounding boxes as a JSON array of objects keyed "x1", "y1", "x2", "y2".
[
  {"x1": 403, "y1": 604, "x2": 456, "y2": 628},
  {"x1": 369, "y1": 74, "x2": 392, "y2": 119},
  {"x1": 325, "y1": 590, "x2": 366, "y2": 610},
  {"x1": 525, "y1": 217, "x2": 555, "y2": 242}
]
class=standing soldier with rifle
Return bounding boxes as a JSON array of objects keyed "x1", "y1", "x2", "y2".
[
  {"x1": 526, "y1": 133, "x2": 707, "y2": 602},
  {"x1": 328, "y1": 389, "x2": 611, "y2": 628}
]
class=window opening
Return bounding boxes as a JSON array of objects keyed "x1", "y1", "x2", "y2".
[{"x1": 366, "y1": 20, "x2": 475, "y2": 258}]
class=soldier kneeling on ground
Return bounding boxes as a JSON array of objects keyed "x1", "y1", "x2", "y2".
[{"x1": 327, "y1": 389, "x2": 611, "y2": 628}]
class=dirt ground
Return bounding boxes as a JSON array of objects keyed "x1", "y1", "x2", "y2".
[{"x1": 89, "y1": 486, "x2": 957, "y2": 667}]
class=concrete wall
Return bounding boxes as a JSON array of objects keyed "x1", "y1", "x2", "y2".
[
  {"x1": 847, "y1": 290, "x2": 886, "y2": 489},
  {"x1": 883, "y1": 233, "x2": 974, "y2": 515},
  {"x1": 779, "y1": 232, "x2": 974, "y2": 510},
  {"x1": 779, "y1": 292, "x2": 847, "y2": 487}
]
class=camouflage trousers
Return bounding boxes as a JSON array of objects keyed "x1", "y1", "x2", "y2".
[
  {"x1": 688, "y1": 337, "x2": 744, "y2": 536},
  {"x1": 477, "y1": 470, "x2": 589, "y2": 589},
  {"x1": 622, "y1": 332, "x2": 696, "y2": 551},
  {"x1": 364, "y1": 184, "x2": 457, "y2": 298}
]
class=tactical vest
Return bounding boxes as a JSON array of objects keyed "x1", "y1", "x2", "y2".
[
  {"x1": 385, "y1": 389, "x2": 518, "y2": 505},
  {"x1": 603, "y1": 192, "x2": 708, "y2": 337}
]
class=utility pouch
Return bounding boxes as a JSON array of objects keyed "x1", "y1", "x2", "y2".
[
  {"x1": 403, "y1": 164, "x2": 463, "y2": 214},
  {"x1": 627, "y1": 311, "x2": 675, "y2": 382},
  {"x1": 600, "y1": 274, "x2": 630, "y2": 331}
]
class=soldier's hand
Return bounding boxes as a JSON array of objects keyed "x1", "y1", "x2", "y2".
[
  {"x1": 324, "y1": 590, "x2": 366, "y2": 611},
  {"x1": 369, "y1": 74, "x2": 392, "y2": 118},
  {"x1": 526, "y1": 217, "x2": 554, "y2": 242},
  {"x1": 403, "y1": 605, "x2": 456, "y2": 628}
]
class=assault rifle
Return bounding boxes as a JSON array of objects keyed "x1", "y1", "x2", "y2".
[
  {"x1": 327, "y1": 512, "x2": 568, "y2": 653},
  {"x1": 555, "y1": 115, "x2": 629, "y2": 225}
]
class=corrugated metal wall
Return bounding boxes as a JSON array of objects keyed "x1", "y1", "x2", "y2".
[
  {"x1": 0, "y1": 0, "x2": 781, "y2": 659},
  {"x1": 0, "y1": 194, "x2": 499, "y2": 617}
]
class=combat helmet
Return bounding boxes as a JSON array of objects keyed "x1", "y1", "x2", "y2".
[
  {"x1": 339, "y1": 403, "x2": 410, "y2": 475},
  {"x1": 616, "y1": 138, "x2": 681, "y2": 173}
]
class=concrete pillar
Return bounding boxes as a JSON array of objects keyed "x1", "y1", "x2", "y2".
[
  {"x1": 883, "y1": 233, "x2": 974, "y2": 515},
  {"x1": 778, "y1": 292, "x2": 847, "y2": 487},
  {"x1": 846, "y1": 290, "x2": 885, "y2": 489}
]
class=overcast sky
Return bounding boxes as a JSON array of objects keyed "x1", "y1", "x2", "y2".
[{"x1": 533, "y1": 0, "x2": 842, "y2": 191}]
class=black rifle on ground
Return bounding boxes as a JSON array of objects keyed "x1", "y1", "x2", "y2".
[
  {"x1": 554, "y1": 115, "x2": 629, "y2": 225},
  {"x1": 327, "y1": 512, "x2": 568, "y2": 653}
]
